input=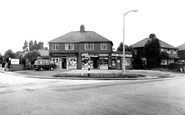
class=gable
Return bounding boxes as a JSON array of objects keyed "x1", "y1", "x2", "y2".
[
  {"x1": 177, "y1": 43, "x2": 185, "y2": 51},
  {"x1": 132, "y1": 38, "x2": 177, "y2": 49}
]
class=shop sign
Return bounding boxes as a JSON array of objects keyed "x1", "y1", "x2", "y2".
[
  {"x1": 89, "y1": 54, "x2": 98, "y2": 57},
  {"x1": 11, "y1": 59, "x2": 19, "y2": 64},
  {"x1": 111, "y1": 54, "x2": 132, "y2": 57},
  {"x1": 112, "y1": 54, "x2": 118, "y2": 56},
  {"x1": 81, "y1": 53, "x2": 89, "y2": 57},
  {"x1": 99, "y1": 54, "x2": 109, "y2": 56},
  {"x1": 125, "y1": 54, "x2": 132, "y2": 58}
]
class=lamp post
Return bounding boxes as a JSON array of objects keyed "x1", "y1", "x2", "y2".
[{"x1": 122, "y1": 10, "x2": 138, "y2": 75}]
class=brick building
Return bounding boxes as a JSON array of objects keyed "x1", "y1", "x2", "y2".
[
  {"x1": 177, "y1": 43, "x2": 185, "y2": 60},
  {"x1": 132, "y1": 36, "x2": 179, "y2": 67},
  {"x1": 49, "y1": 25, "x2": 113, "y2": 69},
  {"x1": 48, "y1": 25, "x2": 132, "y2": 70}
]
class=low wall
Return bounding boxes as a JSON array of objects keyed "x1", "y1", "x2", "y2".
[{"x1": 10, "y1": 64, "x2": 25, "y2": 71}]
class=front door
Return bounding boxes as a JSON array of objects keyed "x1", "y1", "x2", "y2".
[{"x1": 62, "y1": 58, "x2": 67, "y2": 69}]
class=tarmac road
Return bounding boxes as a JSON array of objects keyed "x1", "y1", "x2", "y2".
[{"x1": 0, "y1": 72, "x2": 185, "y2": 115}]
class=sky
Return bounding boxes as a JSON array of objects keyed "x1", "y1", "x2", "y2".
[{"x1": 0, "y1": 0, "x2": 185, "y2": 54}]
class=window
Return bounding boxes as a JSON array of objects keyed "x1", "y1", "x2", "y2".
[
  {"x1": 173, "y1": 50, "x2": 176, "y2": 54},
  {"x1": 52, "y1": 43, "x2": 59, "y2": 50},
  {"x1": 85, "y1": 43, "x2": 94, "y2": 50},
  {"x1": 51, "y1": 58, "x2": 60, "y2": 63},
  {"x1": 101, "y1": 43, "x2": 107, "y2": 50},
  {"x1": 65, "y1": 43, "x2": 74, "y2": 50},
  {"x1": 167, "y1": 50, "x2": 171, "y2": 54},
  {"x1": 160, "y1": 48, "x2": 164, "y2": 52}
]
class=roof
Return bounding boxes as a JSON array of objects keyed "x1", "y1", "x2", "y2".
[
  {"x1": 49, "y1": 31, "x2": 113, "y2": 44},
  {"x1": 131, "y1": 38, "x2": 177, "y2": 49},
  {"x1": 177, "y1": 43, "x2": 185, "y2": 51}
]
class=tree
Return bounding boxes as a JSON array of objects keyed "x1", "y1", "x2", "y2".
[
  {"x1": 144, "y1": 34, "x2": 160, "y2": 68},
  {"x1": 29, "y1": 40, "x2": 34, "y2": 51},
  {"x1": 4, "y1": 49, "x2": 16, "y2": 59},
  {"x1": 0, "y1": 53, "x2": 3, "y2": 64},
  {"x1": 34, "y1": 40, "x2": 38, "y2": 50},
  {"x1": 117, "y1": 42, "x2": 133, "y2": 52},
  {"x1": 24, "y1": 51, "x2": 40, "y2": 64},
  {"x1": 22, "y1": 40, "x2": 28, "y2": 50}
]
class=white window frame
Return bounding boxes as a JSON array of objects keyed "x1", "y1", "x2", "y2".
[
  {"x1": 173, "y1": 50, "x2": 176, "y2": 54},
  {"x1": 101, "y1": 43, "x2": 107, "y2": 50},
  {"x1": 167, "y1": 50, "x2": 171, "y2": 54},
  {"x1": 52, "y1": 43, "x2": 59, "y2": 50},
  {"x1": 85, "y1": 43, "x2": 94, "y2": 50},
  {"x1": 65, "y1": 43, "x2": 74, "y2": 50}
]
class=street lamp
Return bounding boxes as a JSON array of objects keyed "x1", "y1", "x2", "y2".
[{"x1": 122, "y1": 10, "x2": 138, "y2": 75}]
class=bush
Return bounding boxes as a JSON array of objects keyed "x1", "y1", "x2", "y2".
[
  {"x1": 53, "y1": 73, "x2": 145, "y2": 79},
  {"x1": 169, "y1": 63, "x2": 185, "y2": 72}
]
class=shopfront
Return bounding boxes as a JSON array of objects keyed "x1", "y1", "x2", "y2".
[
  {"x1": 81, "y1": 53, "x2": 110, "y2": 69},
  {"x1": 50, "y1": 53, "x2": 77, "y2": 70},
  {"x1": 111, "y1": 52, "x2": 132, "y2": 70}
]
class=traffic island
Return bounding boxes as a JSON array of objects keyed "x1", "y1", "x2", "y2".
[{"x1": 53, "y1": 73, "x2": 146, "y2": 80}]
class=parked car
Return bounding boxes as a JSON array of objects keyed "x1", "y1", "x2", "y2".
[
  {"x1": 34, "y1": 59, "x2": 56, "y2": 71},
  {"x1": 175, "y1": 60, "x2": 185, "y2": 64}
]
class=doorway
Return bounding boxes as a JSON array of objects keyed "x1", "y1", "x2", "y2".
[
  {"x1": 91, "y1": 57, "x2": 99, "y2": 69},
  {"x1": 62, "y1": 58, "x2": 67, "y2": 69}
]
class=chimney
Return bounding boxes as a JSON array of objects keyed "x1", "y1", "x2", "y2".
[{"x1": 80, "y1": 25, "x2": 85, "y2": 32}]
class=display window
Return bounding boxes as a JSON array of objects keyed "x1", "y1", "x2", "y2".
[
  {"x1": 68, "y1": 57, "x2": 77, "y2": 69},
  {"x1": 99, "y1": 57, "x2": 108, "y2": 69}
]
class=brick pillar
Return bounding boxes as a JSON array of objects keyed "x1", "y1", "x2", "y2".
[{"x1": 77, "y1": 53, "x2": 82, "y2": 69}]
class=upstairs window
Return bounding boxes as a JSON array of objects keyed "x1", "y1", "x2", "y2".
[
  {"x1": 85, "y1": 43, "x2": 94, "y2": 50},
  {"x1": 65, "y1": 43, "x2": 74, "y2": 50},
  {"x1": 167, "y1": 50, "x2": 171, "y2": 54},
  {"x1": 52, "y1": 43, "x2": 59, "y2": 50},
  {"x1": 101, "y1": 43, "x2": 107, "y2": 50},
  {"x1": 173, "y1": 50, "x2": 177, "y2": 54}
]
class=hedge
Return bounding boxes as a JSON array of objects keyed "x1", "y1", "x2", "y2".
[{"x1": 53, "y1": 73, "x2": 145, "y2": 78}]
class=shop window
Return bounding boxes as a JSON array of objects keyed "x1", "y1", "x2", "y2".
[
  {"x1": 65, "y1": 43, "x2": 74, "y2": 50},
  {"x1": 69, "y1": 57, "x2": 77, "y2": 69},
  {"x1": 101, "y1": 43, "x2": 107, "y2": 50},
  {"x1": 85, "y1": 43, "x2": 94, "y2": 50},
  {"x1": 52, "y1": 43, "x2": 59, "y2": 50},
  {"x1": 112, "y1": 59, "x2": 116, "y2": 66},
  {"x1": 99, "y1": 57, "x2": 108, "y2": 69}
]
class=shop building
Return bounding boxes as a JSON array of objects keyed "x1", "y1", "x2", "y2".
[
  {"x1": 48, "y1": 25, "x2": 113, "y2": 69},
  {"x1": 111, "y1": 51, "x2": 132, "y2": 70}
]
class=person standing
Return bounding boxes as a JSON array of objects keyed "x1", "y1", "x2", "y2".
[{"x1": 4, "y1": 62, "x2": 8, "y2": 71}]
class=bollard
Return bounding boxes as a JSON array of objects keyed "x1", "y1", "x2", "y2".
[{"x1": 88, "y1": 59, "x2": 90, "y2": 77}]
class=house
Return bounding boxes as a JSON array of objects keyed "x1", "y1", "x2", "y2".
[
  {"x1": 131, "y1": 34, "x2": 179, "y2": 68},
  {"x1": 48, "y1": 25, "x2": 113, "y2": 70},
  {"x1": 177, "y1": 43, "x2": 185, "y2": 60}
]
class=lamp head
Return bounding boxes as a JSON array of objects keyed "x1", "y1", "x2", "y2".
[{"x1": 133, "y1": 10, "x2": 138, "y2": 12}]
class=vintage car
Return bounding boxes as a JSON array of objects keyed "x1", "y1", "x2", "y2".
[{"x1": 34, "y1": 59, "x2": 56, "y2": 71}]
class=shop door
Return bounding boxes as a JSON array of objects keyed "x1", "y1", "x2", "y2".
[
  {"x1": 117, "y1": 59, "x2": 121, "y2": 69},
  {"x1": 62, "y1": 58, "x2": 67, "y2": 69},
  {"x1": 92, "y1": 57, "x2": 99, "y2": 69}
]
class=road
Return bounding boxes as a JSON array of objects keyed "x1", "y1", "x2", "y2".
[{"x1": 0, "y1": 72, "x2": 185, "y2": 115}]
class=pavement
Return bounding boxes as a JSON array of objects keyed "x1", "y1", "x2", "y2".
[{"x1": 0, "y1": 67, "x2": 185, "y2": 80}]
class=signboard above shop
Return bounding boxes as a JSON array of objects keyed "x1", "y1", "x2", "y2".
[{"x1": 111, "y1": 53, "x2": 132, "y2": 58}]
